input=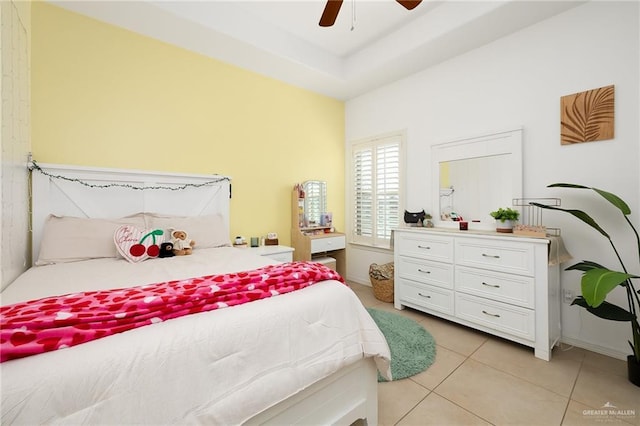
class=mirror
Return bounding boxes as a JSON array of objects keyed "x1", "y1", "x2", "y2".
[
  {"x1": 302, "y1": 180, "x2": 327, "y2": 228},
  {"x1": 432, "y1": 128, "x2": 523, "y2": 230}
]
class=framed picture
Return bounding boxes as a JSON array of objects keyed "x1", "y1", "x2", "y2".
[{"x1": 561, "y1": 85, "x2": 614, "y2": 145}]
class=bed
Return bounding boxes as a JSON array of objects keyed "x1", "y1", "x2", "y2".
[{"x1": 0, "y1": 163, "x2": 391, "y2": 425}]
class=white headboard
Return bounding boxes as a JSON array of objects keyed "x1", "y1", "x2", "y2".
[{"x1": 30, "y1": 163, "x2": 231, "y2": 265}]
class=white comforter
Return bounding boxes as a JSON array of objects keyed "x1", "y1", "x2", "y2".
[{"x1": 1, "y1": 247, "x2": 390, "y2": 425}]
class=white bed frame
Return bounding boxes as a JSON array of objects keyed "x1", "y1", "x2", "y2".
[
  {"x1": 30, "y1": 163, "x2": 232, "y2": 264},
  {"x1": 29, "y1": 162, "x2": 379, "y2": 426}
]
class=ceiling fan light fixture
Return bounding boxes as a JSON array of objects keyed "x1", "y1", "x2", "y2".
[{"x1": 319, "y1": 0, "x2": 422, "y2": 27}]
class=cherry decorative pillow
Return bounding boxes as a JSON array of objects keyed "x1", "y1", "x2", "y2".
[{"x1": 114, "y1": 225, "x2": 165, "y2": 263}]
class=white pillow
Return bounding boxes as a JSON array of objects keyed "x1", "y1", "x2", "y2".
[
  {"x1": 146, "y1": 213, "x2": 231, "y2": 249},
  {"x1": 36, "y1": 214, "x2": 147, "y2": 265}
]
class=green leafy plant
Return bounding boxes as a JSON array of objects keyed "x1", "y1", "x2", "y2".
[
  {"x1": 532, "y1": 184, "x2": 640, "y2": 363},
  {"x1": 489, "y1": 207, "x2": 520, "y2": 222}
]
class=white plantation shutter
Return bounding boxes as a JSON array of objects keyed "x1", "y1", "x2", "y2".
[
  {"x1": 351, "y1": 134, "x2": 403, "y2": 247},
  {"x1": 376, "y1": 143, "x2": 400, "y2": 240},
  {"x1": 354, "y1": 146, "x2": 373, "y2": 239}
]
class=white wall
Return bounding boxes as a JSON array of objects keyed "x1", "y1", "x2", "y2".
[
  {"x1": 345, "y1": 1, "x2": 639, "y2": 359},
  {"x1": 0, "y1": 0, "x2": 31, "y2": 289}
]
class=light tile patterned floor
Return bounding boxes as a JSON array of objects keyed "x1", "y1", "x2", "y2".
[{"x1": 348, "y1": 282, "x2": 640, "y2": 426}]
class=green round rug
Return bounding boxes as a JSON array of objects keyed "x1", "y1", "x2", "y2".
[{"x1": 367, "y1": 308, "x2": 436, "y2": 382}]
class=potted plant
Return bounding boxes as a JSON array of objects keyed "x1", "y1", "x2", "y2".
[
  {"x1": 489, "y1": 207, "x2": 520, "y2": 233},
  {"x1": 532, "y1": 184, "x2": 640, "y2": 387}
]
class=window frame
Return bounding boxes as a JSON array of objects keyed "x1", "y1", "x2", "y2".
[{"x1": 347, "y1": 131, "x2": 405, "y2": 249}]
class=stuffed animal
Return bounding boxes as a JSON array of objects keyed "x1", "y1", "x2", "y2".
[
  {"x1": 158, "y1": 242, "x2": 175, "y2": 258},
  {"x1": 171, "y1": 230, "x2": 195, "y2": 256}
]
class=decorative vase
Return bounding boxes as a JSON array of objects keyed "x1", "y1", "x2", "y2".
[
  {"x1": 496, "y1": 219, "x2": 514, "y2": 233},
  {"x1": 628, "y1": 355, "x2": 640, "y2": 387}
]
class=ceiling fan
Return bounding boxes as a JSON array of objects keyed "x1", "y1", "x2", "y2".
[{"x1": 319, "y1": 0, "x2": 422, "y2": 27}]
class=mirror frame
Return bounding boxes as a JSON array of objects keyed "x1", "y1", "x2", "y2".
[{"x1": 431, "y1": 127, "x2": 523, "y2": 230}]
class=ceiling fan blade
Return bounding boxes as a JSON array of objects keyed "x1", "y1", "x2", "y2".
[
  {"x1": 319, "y1": 0, "x2": 343, "y2": 27},
  {"x1": 396, "y1": 0, "x2": 422, "y2": 10}
]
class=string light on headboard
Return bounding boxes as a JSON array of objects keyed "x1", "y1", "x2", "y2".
[{"x1": 29, "y1": 160, "x2": 230, "y2": 191}]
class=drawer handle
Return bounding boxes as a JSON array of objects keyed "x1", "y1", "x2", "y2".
[
  {"x1": 482, "y1": 310, "x2": 501, "y2": 318},
  {"x1": 418, "y1": 293, "x2": 431, "y2": 299},
  {"x1": 482, "y1": 253, "x2": 500, "y2": 259},
  {"x1": 417, "y1": 269, "x2": 431, "y2": 274},
  {"x1": 481, "y1": 282, "x2": 500, "y2": 288},
  {"x1": 417, "y1": 245, "x2": 431, "y2": 250}
]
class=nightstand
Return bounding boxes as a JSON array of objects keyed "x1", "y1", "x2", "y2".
[{"x1": 248, "y1": 245, "x2": 294, "y2": 262}]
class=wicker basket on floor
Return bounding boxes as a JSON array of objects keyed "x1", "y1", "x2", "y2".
[{"x1": 369, "y1": 262, "x2": 394, "y2": 303}]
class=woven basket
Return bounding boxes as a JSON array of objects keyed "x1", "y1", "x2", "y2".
[{"x1": 369, "y1": 262, "x2": 394, "y2": 303}]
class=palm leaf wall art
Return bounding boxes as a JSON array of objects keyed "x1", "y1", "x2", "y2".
[{"x1": 561, "y1": 85, "x2": 615, "y2": 145}]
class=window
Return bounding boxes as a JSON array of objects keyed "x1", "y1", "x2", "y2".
[{"x1": 349, "y1": 132, "x2": 403, "y2": 248}]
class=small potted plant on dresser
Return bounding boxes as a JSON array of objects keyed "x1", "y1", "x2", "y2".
[
  {"x1": 490, "y1": 207, "x2": 520, "y2": 233},
  {"x1": 532, "y1": 184, "x2": 640, "y2": 388}
]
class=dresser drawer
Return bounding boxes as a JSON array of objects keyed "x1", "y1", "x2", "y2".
[
  {"x1": 455, "y1": 238, "x2": 535, "y2": 276},
  {"x1": 455, "y1": 266, "x2": 534, "y2": 308},
  {"x1": 455, "y1": 293, "x2": 535, "y2": 341},
  {"x1": 398, "y1": 279, "x2": 454, "y2": 315},
  {"x1": 396, "y1": 233, "x2": 453, "y2": 263},
  {"x1": 398, "y1": 256, "x2": 453, "y2": 289},
  {"x1": 310, "y1": 235, "x2": 345, "y2": 253}
]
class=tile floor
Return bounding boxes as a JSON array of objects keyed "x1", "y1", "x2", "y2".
[{"x1": 348, "y1": 282, "x2": 640, "y2": 426}]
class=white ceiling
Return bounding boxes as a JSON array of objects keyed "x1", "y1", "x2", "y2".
[{"x1": 51, "y1": 0, "x2": 585, "y2": 100}]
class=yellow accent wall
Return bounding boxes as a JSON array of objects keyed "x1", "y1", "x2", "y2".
[{"x1": 31, "y1": 2, "x2": 344, "y2": 244}]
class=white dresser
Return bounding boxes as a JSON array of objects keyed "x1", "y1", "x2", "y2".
[{"x1": 394, "y1": 228, "x2": 560, "y2": 361}]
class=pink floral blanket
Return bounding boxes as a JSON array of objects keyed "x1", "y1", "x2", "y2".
[{"x1": 0, "y1": 262, "x2": 343, "y2": 362}]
